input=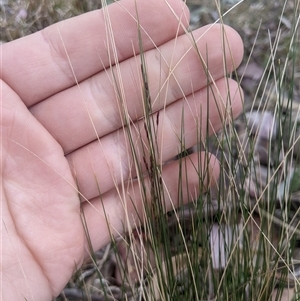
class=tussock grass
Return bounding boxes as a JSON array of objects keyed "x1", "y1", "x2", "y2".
[{"x1": 78, "y1": 1, "x2": 300, "y2": 299}]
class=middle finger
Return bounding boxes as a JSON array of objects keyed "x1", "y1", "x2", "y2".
[{"x1": 30, "y1": 24, "x2": 243, "y2": 154}]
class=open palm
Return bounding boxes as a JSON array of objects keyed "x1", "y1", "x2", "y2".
[{"x1": 1, "y1": 0, "x2": 243, "y2": 299}]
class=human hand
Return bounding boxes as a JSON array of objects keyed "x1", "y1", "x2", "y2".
[{"x1": 1, "y1": 0, "x2": 243, "y2": 299}]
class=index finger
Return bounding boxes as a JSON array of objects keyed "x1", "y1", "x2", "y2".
[{"x1": 1, "y1": 0, "x2": 189, "y2": 107}]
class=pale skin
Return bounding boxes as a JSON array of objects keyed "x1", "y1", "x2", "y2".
[{"x1": 1, "y1": 0, "x2": 244, "y2": 300}]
